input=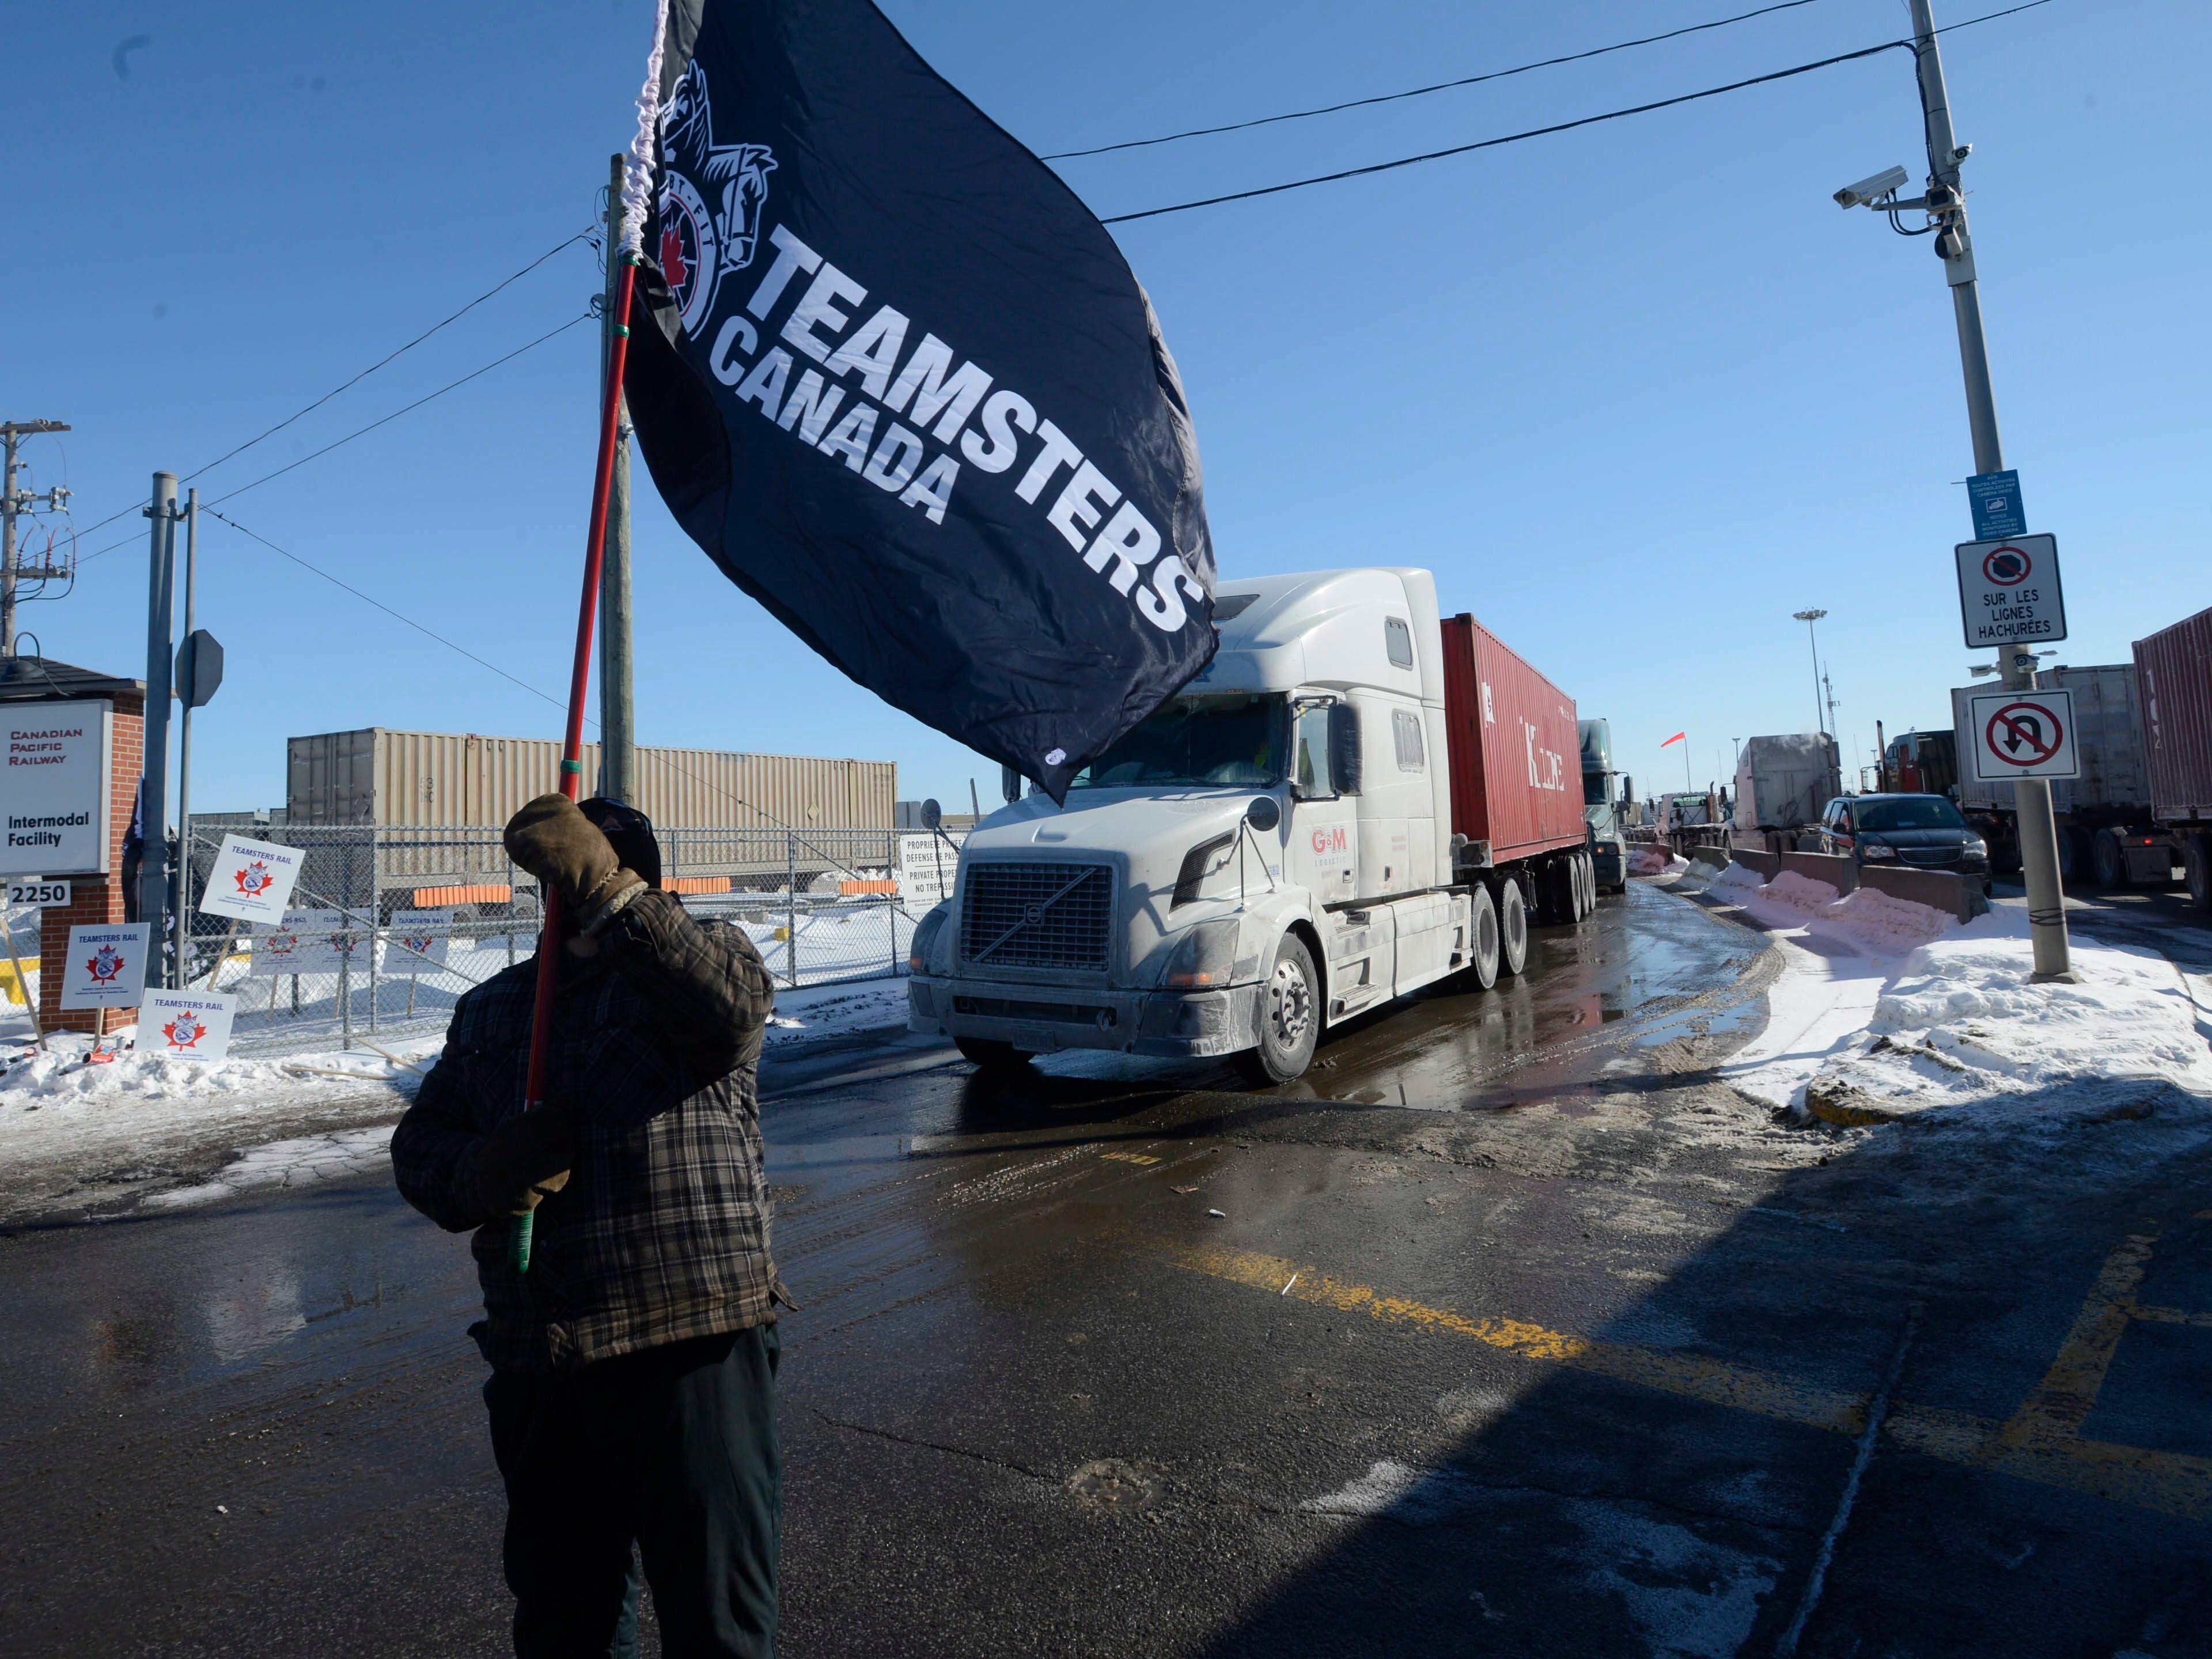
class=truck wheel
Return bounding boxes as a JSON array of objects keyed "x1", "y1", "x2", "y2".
[
  {"x1": 2091, "y1": 828, "x2": 2130, "y2": 889},
  {"x1": 2055, "y1": 825, "x2": 2089, "y2": 884},
  {"x1": 2187, "y1": 834, "x2": 2212, "y2": 913},
  {"x1": 955, "y1": 1036, "x2": 1033, "y2": 1071},
  {"x1": 1244, "y1": 933, "x2": 1319, "y2": 1084},
  {"x1": 1497, "y1": 877, "x2": 1529, "y2": 976},
  {"x1": 1464, "y1": 884, "x2": 1501, "y2": 990},
  {"x1": 1578, "y1": 851, "x2": 1596, "y2": 916}
]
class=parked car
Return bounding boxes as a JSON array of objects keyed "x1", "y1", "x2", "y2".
[{"x1": 1813, "y1": 793, "x2": 1991, "y2": 890}]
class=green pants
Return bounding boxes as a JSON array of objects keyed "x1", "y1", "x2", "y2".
[{"x1": 486, "y1": 1325, "x2": 780, "y2": 1658}]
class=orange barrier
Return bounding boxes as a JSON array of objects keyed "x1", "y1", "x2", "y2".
[
  {"x1": 839, "y1": 879, "x2": 897, "y2": 895},
  {"x1": 662, "y1": 876, "x2": 733, "y2": 895},
  {"x1": 414, "y1": 884, "x2": 513, "y2": 908}
]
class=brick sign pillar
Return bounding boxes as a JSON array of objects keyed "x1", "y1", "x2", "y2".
[
  {"x1": 39, "y1": 699, "x2": 144, "y2": 1035},
  {"x1": 0, "y1": 659, "x2": 149, "y2": 1038}
]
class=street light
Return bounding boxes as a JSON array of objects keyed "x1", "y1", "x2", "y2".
[{"x1": 1792, "y1": 609, "x2": 1827, "y2": 736}]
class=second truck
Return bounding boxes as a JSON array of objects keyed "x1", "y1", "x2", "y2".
[{"x1": 906, "y1": 567, "x2": 1598, "y2": 1084}]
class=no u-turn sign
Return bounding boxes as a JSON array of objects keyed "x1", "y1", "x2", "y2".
[{"x1": 1967, "y1": 688, "x2": 2080, "y2": 782}]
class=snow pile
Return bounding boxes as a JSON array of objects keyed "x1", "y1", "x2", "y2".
[
  {"x1": 1743, "y1": 869, "x2": 1838, "y2": 916},
  {"x1": 1, "y1": 1029, "x2": 425, "y2": 1107},
  {"x1": 1816, "y1": 886, "x2": 1956, "y2": 956},
  {"x1": 1702, "y1": 861, "x2": 1767, "y2": 902},
  {"x1": 762, "y1": 978, "x2": 912, "y2": 1047},
  {"x1": 1627, "y1": 846, "x2": 1688, "y2": 877},
  {"x1": 1726, "y1": 900, "x2": 2212, "y2": 1130}
]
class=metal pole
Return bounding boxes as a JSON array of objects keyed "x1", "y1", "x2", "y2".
[
  {"x1": 142, "y1": 472, "x2": 179, "y2": 976},
  {"x1": 2, "y1": 430, "x2": 17, "y2": 657},
  {"x1": 786, "y1": 832, "x2": 798, "y2": 989},
  {"x1": 1908, "y1": 0, "x2": 2070, "y2": 978},
  {"x1": 599, "y1": 154, "x2": 639, "y2": 806},
  {"x1": 173, "y1": 491, "x2": 198, "y2": 987}
]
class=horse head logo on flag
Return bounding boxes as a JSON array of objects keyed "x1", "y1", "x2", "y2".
[
  {"x1": 86, "y1": 944, "x2": 126, "y2": 984},
  {"x1": 657, "y1": 63, "x2": 777, "y2": 338},
  {"x1": 234, "y1": 859, "x2": 275, "y2": 899},
  {"x1": 162, "y1": 1010, "x2": 204, "y2": 1050}
]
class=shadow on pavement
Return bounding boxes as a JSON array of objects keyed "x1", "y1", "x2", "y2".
[{"x1": 1179, "y1": 1077, "x2": 2212, "y2": 1658}]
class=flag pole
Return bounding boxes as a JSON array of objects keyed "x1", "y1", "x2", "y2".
[{"x1": 510, "y1": 254, "x2": 641, "y2": 1274}]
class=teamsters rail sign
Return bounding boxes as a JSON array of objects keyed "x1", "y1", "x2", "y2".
[{"x1": 623, "y1": 0, "x2": 1216, "y2": 801}]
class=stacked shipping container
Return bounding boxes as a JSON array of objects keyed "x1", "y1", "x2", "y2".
[{"x1": 286, "y1": 729, "x2": 896, "y2": 830}]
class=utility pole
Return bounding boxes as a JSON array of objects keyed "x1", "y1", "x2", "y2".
[
  {"x1": 1908, "y1": 0, "x2": 2071, "y2": 978},
  {"x1": 598, "y1": 153, "x2": 639, "y2": 806},
  {"x1": 142, "y1": 472, "x2": 181, "y2": 974},
  {"x1": 2, "y1": 419, "x2": 72, "y2": 656},
  {"x1": 1793, "y1": 609, "x2": 1827, "y2": 734},
  {"x1": 173, "y1": 490, "x2": 199, "y2": 988},
  {"x1": 1823, "y1": 669, "x2": 1840, "y2": 738}
]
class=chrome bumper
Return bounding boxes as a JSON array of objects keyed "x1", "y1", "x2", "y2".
[{"x1": 908, "y1": 974, "x2": 1258, "y2": 1058}]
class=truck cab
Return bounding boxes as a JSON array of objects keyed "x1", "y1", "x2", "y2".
[
  {"x1": 906, "y1": 569, "x2": 1478, "y2": 1084},
  {"x1": 1579, "y1": 718, "x2": 1631, "y2": 895}
]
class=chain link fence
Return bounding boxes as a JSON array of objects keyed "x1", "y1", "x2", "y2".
[{"x1": 175, "y1": 823, "x2": 962, "y2": 1057}]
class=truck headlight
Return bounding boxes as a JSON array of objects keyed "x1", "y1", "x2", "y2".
[
  {"x1": 1171, "y1": 831, "x2": 1238, "y2": 909},
  {"x1": 1861, "y1": 843, "x2": 1897, "y2": 860},
  {"x1": 1164, "y1": 918, "x2": 1240, "y2": 988},
  {"x1": 908, "y1": 903, "x2": 950, "y2": 974}
]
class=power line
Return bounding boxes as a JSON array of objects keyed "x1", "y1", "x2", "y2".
[
  {"x1": 1046, "y1": 0, "x2": 1827, "y2": 161},
  {"x1": 203, "y1": 507, "x2": 570, "y2": 713},
  {"x1": 1100, "y1": 0, "x2": 2052, "y2": 225},
  {"x1": 79, "y1": 312, "x2": 593, "y2": 565},
  {"x1": 70, "y1": 230, "x2": 596, "y2": 542}
]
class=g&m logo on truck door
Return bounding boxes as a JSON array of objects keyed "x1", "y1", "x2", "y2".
[
  {"x1": 1307, "y1": 823, "x2": 1354, "y2": 882},
  {"x1": 1524, "y1": 722, "x2": 1568, "y2": 792}
]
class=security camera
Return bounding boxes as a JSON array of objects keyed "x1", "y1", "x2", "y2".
[
  {"x1": 1949, "y1": 143, "x2": 1972, "y2": 164},
  {"x1": 1834, "y1": 165, "x2": 1910, "y2": 209}
]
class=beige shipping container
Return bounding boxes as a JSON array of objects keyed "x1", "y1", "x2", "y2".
[{"x1": 287, "y1": 729, "x2": 896, "y2": 829}]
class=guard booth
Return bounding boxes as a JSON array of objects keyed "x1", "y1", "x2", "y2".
[{"x1": 0, "y1": 657, "x2": 145, "y2": 1036}]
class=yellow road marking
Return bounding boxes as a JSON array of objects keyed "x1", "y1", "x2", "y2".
[
  {"x1": 2132, "y1": 1303, "x2": 2212, "y2": 1330},
  {"x1": 1165, "y1": 1238, "x2": 2212, "y2": 1521},
  {"x1": 1100, "y1": 1150, "x2": 1162, "y2": 1166}
]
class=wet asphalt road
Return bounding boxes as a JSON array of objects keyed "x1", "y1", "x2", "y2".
[{"x1": 4, "y1": 879, "x2": 2212, "y2": 1657}]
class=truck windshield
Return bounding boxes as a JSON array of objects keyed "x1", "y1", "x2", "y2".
[
  {"x1": 1857, "y1": 797, "x2": 1965, "y2": 831},
  {"x1": 1582, "y1": 769, "x2": 1609, "y2": 806},
  {"x1": 1069, "y1": 694, "x2": 1287, "y2": 789}
]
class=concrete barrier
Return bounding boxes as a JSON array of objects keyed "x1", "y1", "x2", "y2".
[
  {"x1": 1777, "y1": 851, "x2": 1858, "y2": 894},
  {"x1": 1730, "y1": 849, "x2": 1782, "y2": 880},
  {"x1": 1859, "y1": 864, "x2": 1989, "y2": 923},
  {"x1": 1690, "y1": 844, "x2": 1732, "y2": 872}
]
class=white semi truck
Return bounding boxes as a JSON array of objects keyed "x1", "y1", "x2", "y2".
[{"x1": 904, "y1": 568, "x2": 1596, "y2": 1083}]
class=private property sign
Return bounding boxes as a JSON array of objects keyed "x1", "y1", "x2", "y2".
[
  {"x1": 4, "y1": 699, "x2": 112, "y2": 877},
  {"x1": 1968, "y1": 688, "x2": 2080, "y2": 782},
  {"x1": 1956, "y1": 534, "x2": 2067, "y2": 650}
]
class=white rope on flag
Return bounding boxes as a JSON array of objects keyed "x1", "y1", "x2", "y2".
[{"x1": 619, "y1": 0, "x2": 671, "y2": 258}]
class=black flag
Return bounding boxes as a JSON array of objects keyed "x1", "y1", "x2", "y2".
[{"x1": 624, "y1": 0, "x2": 1215, "y2": 801}]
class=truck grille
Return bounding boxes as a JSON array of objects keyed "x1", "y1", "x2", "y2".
[{"x1": 960, "y1": 862, "x2": 1113, "y2": 972}]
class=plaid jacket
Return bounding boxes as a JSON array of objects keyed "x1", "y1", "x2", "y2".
[{"x1": 392, "y1": 890, "x2": 781, "y2": 1372}]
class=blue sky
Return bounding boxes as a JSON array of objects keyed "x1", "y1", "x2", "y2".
[{"x1": 11, "y1": 0, "x2": 2206, "y2": 818}]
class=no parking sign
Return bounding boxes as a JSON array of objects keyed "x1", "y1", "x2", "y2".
[{"x1": 1967, "y1": 688, "x2": 2080, "y2": 782}]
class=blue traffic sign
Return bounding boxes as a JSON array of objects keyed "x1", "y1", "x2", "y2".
[{"x1": 1968, "y1": 469, "x2": 2026, "y2": 540}]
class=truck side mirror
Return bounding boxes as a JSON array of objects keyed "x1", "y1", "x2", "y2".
[
  {"x1": 1245, "y1": 795, "x2": 1281, "y2": 832},
  {"x1": 921, "y1": 798, "x2": 942, "y2": 831},
  {"x1": 1001, "y1": 764, "x2": 1021, "y2": 805},
  {"x1": 1328, "y1": 703, "x2": 1361, "y2": 795},
  {"x1": 1620, "y1": 774, "x2": 1634, "y2": 806}
]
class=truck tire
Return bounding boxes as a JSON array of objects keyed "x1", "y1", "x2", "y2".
[
  {"x1": 1243, "y1": 933, "x2": 1320, "y2": 1085},
  {"x1": 1464, "y1": 884, "x2": 1501, "y2": 990},
  {"x1": 2187, "y1": 834, "x2": 2212, "y2": 913},
  {"x1": 2056, "y1": 825, "x2": 2090, "y2": 884},
  {"x1": 1578, "y1": 851, "x2": 1597, "y2": 916},
  {"x1": 2092, "y1": 828, "x2": 2130, "y2": 889},
  {"x1": 955, "y1": 1036, "x2": 1033, "y2": 1071},
  {"x1": 1497, "y1": 877, "x2": 1529, "y2": 976}
]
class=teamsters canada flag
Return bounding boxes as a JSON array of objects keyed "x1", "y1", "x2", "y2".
[{"x1": 622, "y1": 0, "x2": 1216, "y2": 800}]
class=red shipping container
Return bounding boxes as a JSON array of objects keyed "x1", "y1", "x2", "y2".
[
  {"x1": 1439, "y1": 614, "x2": 1585, "y2": 862},
  {"x1": 2135, "y1": 604, "x2": 2212, "y2": 824}
]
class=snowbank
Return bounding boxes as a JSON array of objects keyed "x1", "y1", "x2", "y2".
[
  {"x1": 1628, "y1": 845, "x2": 1689, "y2": 877},
  {"x1": 1715, "y1": 876, "x2": 2212, "y2": 1130}
]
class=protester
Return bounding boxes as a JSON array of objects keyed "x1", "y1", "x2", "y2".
[{"x1": 392, "y1": 794, "x2": 785, "y2": 1658}]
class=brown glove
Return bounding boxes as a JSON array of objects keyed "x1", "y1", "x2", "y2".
[
  {"x1": 461, "y1": 1109, "x2": 576, "y2": 1219},
  {"x1": 506, "y1": 794, "x2": 620, "y2": 905}
]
